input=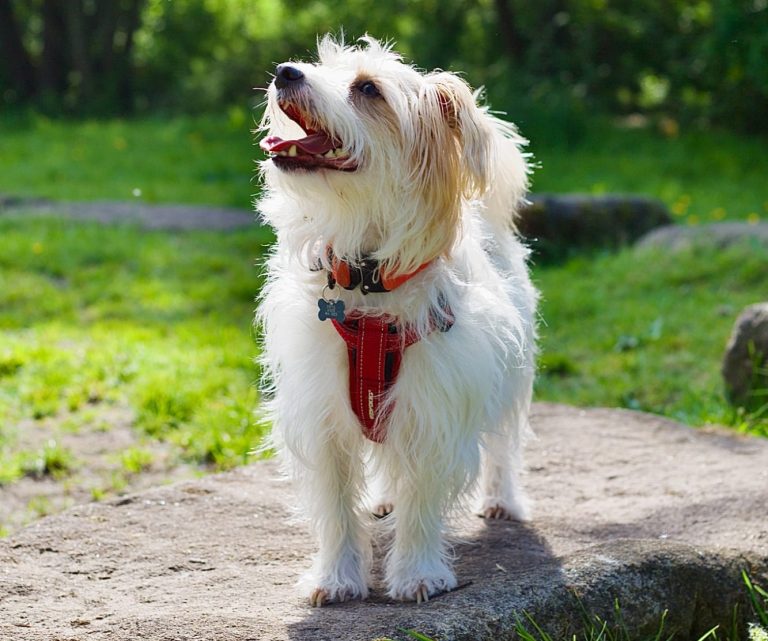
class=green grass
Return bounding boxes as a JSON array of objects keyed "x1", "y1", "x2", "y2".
[
  {"x1": 526, "y1": 121, "x2": 768, "y2": 224},
  {"x1": 534, "y1": 241, "x2": 768, "y2": 437},
  {"x1": 0, "y1": 110, "x2": 257, "y2": 208},
  {"x1": 119, "y1": 447, "x2": 155, "y2": 475},
  {"x1": 0, "y1": 216, "x2": 272, "y2": 479},
  {"x1": 1, "y1": 111, "x2": 767, "y2": 223}
]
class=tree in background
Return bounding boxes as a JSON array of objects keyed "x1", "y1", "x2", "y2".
[
  {"x1": 0, "y1": 0, "x2": 144, "y2": 113},
  {"x1": 0, "y1": 0, "x2": 766, "y2": 133}
]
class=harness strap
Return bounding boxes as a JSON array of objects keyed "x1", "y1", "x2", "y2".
[{"x1": 331, "y1": 305, "x2": 453, "y2": 443}]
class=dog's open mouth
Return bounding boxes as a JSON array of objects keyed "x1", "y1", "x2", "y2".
[{"x1": 260, "y1": 102, "x2": 357, "y2": 172}]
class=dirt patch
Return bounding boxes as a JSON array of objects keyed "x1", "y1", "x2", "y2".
[
  {"x1": 0, "y1": 404, "x2": 199, "y2": 535},
  {"x1": 0, "y1": 197, "x2": 254, "y2": 231},
  {"x1": 0, "y1": 403, "x2": 766, "y2": 640}
]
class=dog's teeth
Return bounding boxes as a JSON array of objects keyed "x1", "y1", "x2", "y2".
[
  {"x1": 324, "y1": 150, "x2": 335, "y2": 158},
  {"x1": 288, "y1": 145, "x2": 298, "y2": 157},
  {"x1": 278, "y1": 151, "x2": 288, "y2": 157}
]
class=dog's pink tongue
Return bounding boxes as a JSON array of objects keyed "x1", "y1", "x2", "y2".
[{"x1": 260, "y1": 133, "x2": 335, "y2": 155}]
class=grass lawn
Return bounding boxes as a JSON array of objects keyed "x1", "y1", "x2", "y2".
[
  {"x1": 0, "y1": 217, "x2": 271, "y2": 466},
  {"x1": 526, "y1": 121, "x2": 768, "y2": 225},
  {"x1": 535, "y1": 242, "x2": 768, "y2": 436},
  {"x1": 0, "y1": 110, "x2": 257, "y2": 208},
  {"x1": 1, "y1": 112, "x2": 767, "y2": 534},
  {"x1": 1, "y1": 111, "x2": 767, "y2": 222},
  {"x1": 0, "y1": 216, "x2": 272, "y2": 532}
]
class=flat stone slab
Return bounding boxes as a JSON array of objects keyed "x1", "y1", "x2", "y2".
[{"x1": 1, "y1": 404, "x2": 767, "y2": 641}]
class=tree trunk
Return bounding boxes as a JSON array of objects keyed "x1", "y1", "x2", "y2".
[
  {"x1": 0, "y1": 0, "x2": 38, "y2": 99},
  {"x1": 493, "y1": 0, "x2": 527, "y2": 64},
  {"x1": 62, "y1": 0, "x2": 94, "y2": 100},
  {"x1": 114, "y1": 0, "x2": 145, "y2": 113},
  {"x1": 40, "y1": 0, "x2": 70, "y2": 96},
  {"x1": 93, "y1": 0, "x2": 121, "y2": 75}
]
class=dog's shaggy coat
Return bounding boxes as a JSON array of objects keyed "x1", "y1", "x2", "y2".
[{"x1": 257, "y1": 36, "x2": 538, "y2": 605}]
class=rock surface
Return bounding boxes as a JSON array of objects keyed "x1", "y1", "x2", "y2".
[
  {"x1": 517, "y1": 194, "x2": 672, "y2": 259},
  {"x1": 722, "y1": 302, "x2": 768, "y2": 409},
  {"x1": 636, "y1": 222, "x2": 768, "y2": 251},
  {"x1": 1, "y1": 403, "x2": 767, "y2": 641}
]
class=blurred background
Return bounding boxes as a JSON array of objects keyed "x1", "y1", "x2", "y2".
[
  {"x1": 0, "y1": 0, "x2": 766, "y2": 536},
  {"x1": 2, "y1": 0, "x2": 767, "y2": 131}
]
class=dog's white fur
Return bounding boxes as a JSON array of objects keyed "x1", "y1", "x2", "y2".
[{"x1": 256, "y1": 35, "x2": 538, "y2": 605}]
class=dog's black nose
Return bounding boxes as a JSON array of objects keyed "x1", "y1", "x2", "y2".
[{"x1": 275, "y1": 64, "x2": 305, "y2": 89}]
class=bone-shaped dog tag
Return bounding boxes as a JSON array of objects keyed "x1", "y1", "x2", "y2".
[{"x1": 318, "y1": 298, "x2": 346, "y2": 322}]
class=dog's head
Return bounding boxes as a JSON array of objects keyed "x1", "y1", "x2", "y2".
[{"x1": 259, "y1": 35, "x2": 525, "y2": 272}]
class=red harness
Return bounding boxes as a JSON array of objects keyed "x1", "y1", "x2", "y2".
[
  {"x1": 320, "y1": 255, "x2": 453, "y2": 442},
  {"x1": 331, "y1": 314, "x2": 421, "y2": 442}
]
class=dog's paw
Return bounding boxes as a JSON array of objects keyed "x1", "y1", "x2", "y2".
[
  {"x1": 480, "y1": 496, "x2": 530, "y2": 522},
  {"x1": 307, "y1": 583, "x2": 362, "y2": 607},
  {"x1": 372, "y1": 502, "x2": 394, "y2": 518},
  {"x1": 482, "y1": 503, "x2": 518, "y2": 520},
  {"x1": 387, "y1": 563, "x2": 457, "y2": 603},
  {"x1": 302, "y1": 552, "x2": 370, "y2": 607}
]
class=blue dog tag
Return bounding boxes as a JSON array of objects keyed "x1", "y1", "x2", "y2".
[{"x1": 318, "y1": 298, "x2": 346, "y2": 322}]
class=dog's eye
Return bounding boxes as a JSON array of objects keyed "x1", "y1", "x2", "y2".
[{"x1": 358, "y1": 81, "x2": 381, "y2": 98}]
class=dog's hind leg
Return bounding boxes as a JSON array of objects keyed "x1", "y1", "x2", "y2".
[
  {"x1": 479, "y1": 413, "x2": 531, "y2": 521},
  {"x1": 298, "y1": 434, "x2": 372, "y2": 607},
  {"x1": 368, "y1": 461, "x2": 397, "y2": 518}
]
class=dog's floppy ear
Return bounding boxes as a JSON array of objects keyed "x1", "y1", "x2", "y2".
[{"x1": 424, "y1": 71, "x2": 495, "y2": 197}]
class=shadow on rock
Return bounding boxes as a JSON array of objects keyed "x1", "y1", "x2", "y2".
[{"x1": 286, "y1": 517, "x2": 564, "y2": 641}]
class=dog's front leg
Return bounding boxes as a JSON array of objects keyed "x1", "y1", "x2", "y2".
[
  {"x1": 384, "y1": 466, "x2": 458, "y2": 603},
  {"x1": 299, "y1": 434, "x2": 371, "y2": 607}
]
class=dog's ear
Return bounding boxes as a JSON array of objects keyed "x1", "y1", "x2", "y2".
[{"x1": 423, "y1": 72, "x2": 495, "y2": 197}]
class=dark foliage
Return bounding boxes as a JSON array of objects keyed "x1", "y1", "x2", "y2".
[{"x1": 1, "y1": 0, "x2": 767, "y2": 132}]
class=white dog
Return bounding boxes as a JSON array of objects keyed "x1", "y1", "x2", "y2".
[{"x1": 256, "y1": 35, "x2": 537, "y2": 606}]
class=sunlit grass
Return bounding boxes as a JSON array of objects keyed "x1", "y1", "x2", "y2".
[
  {"x1": 0, "y1": 111, "x2": 257, "y2": 208},
  {"x1": 1, "y1": 113, "x2": 766, "y2": 533},
  {"x1": 527, "y1": 123, "x2": 768, "y2": 224},
  {"x1": 119, "y1": 447, "x2": 155, "y2": 475},
  {"x1": 534, "y1": 241, "x2": 768, "y2": 437},
  {"x1": 0, "y1": 216, "x2": 272, "y2": 475},
  {"x1": 1, "y1": 111, "x2": 766, "y2": 223}
]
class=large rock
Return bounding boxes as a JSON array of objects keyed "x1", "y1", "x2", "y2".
[
  {"x1": 1, "y1": 404, "x2": 767, "y2": 641},
  {"x1": 518, "y1": 194, "x2": 672, "y2": 260},
  {"x1": 723, "y1": 302, "x2": 768, "y2": 409}
]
